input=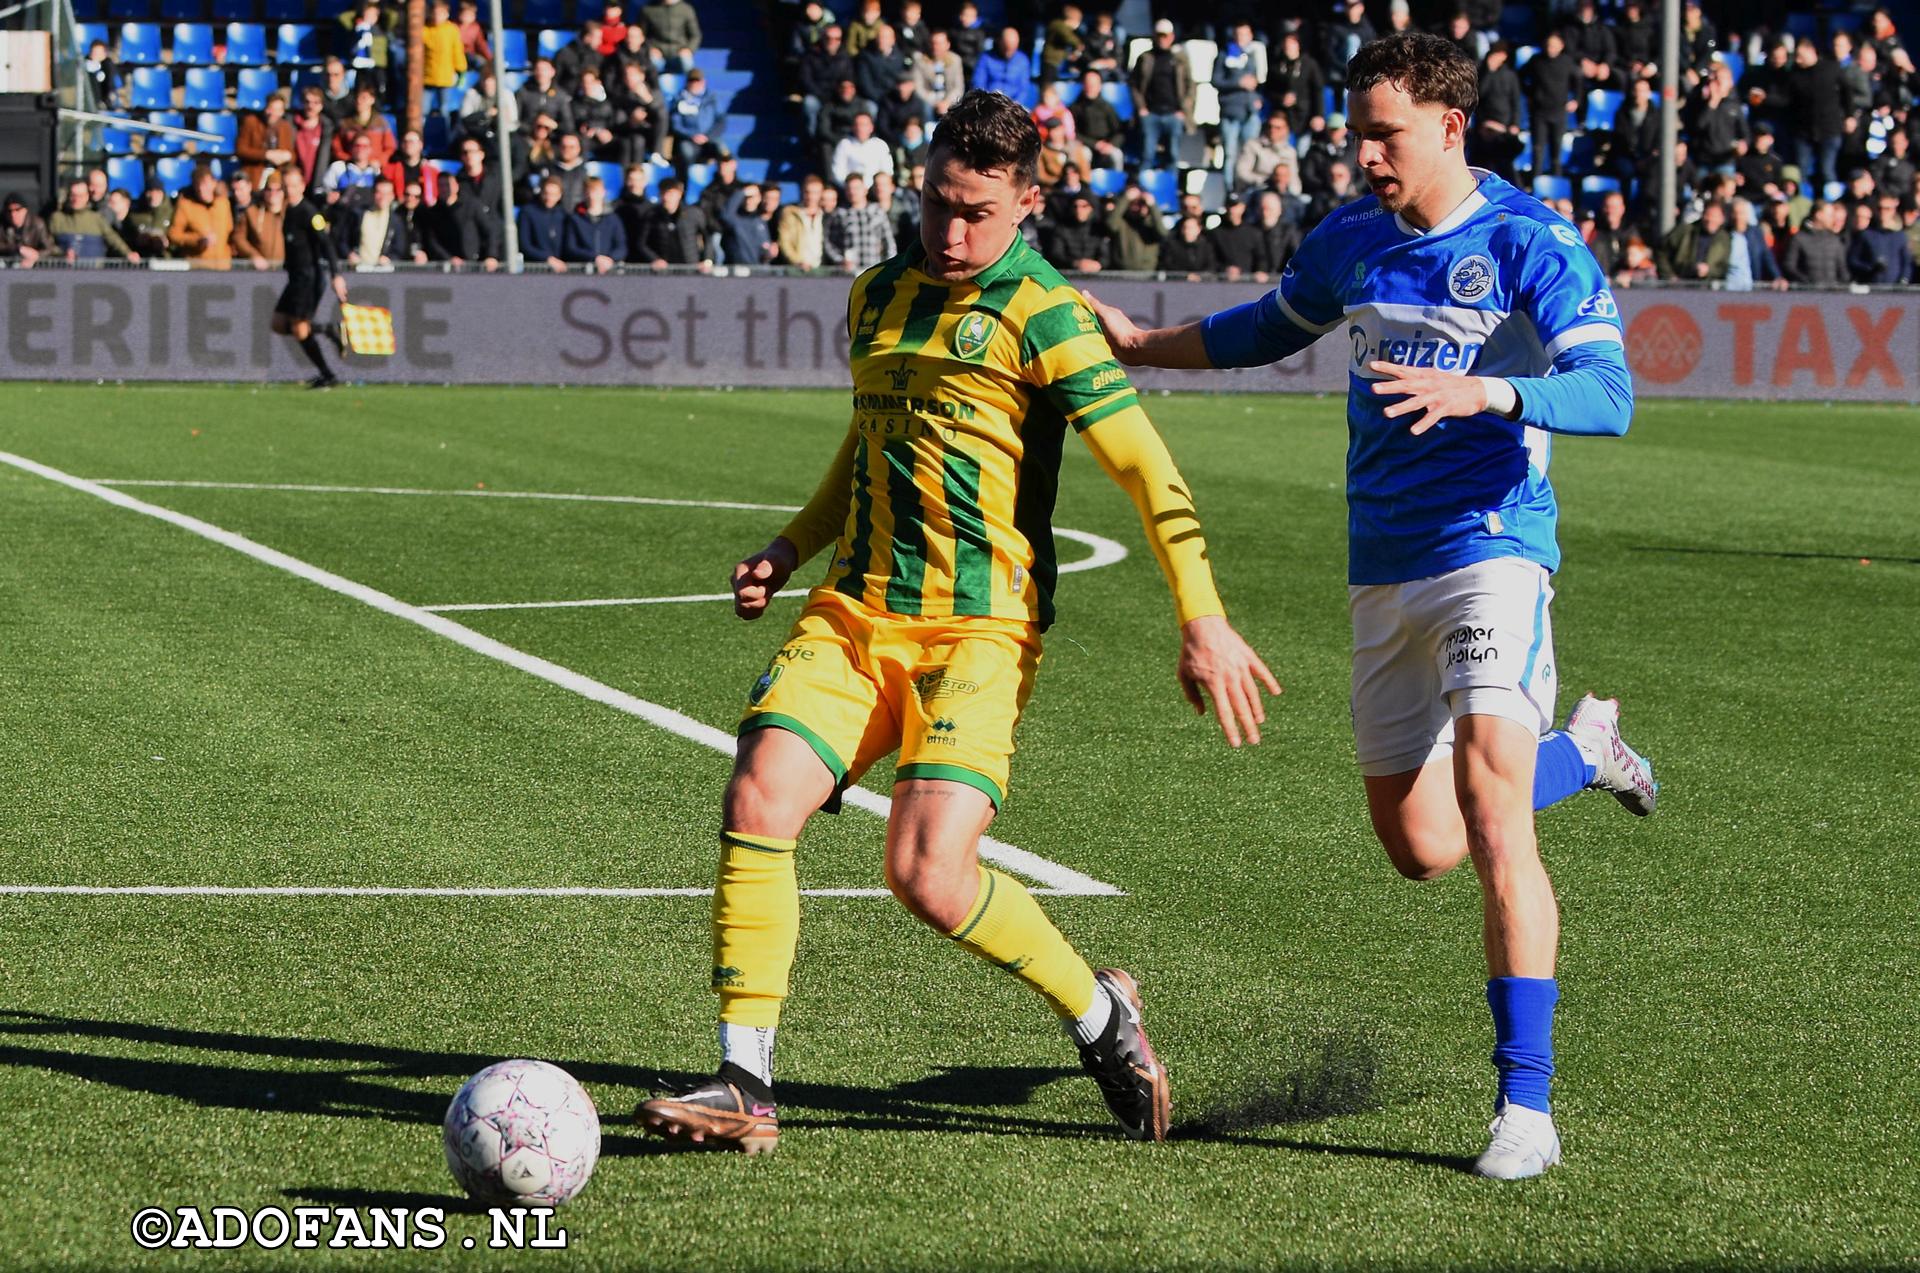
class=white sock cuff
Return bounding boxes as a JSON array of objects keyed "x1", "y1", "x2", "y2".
[
  {"x1": 719, "y1": 1022, "x2": 776, "y2": 1088},
  {"x1": 1063, "y1": 982, "x2": 1115, "y2": 1046}
]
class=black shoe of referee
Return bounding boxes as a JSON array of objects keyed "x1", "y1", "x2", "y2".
[{"x1": 306, "y1": 372, "x2": 340, "y2": 390}]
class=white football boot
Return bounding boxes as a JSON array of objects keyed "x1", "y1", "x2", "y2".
[
  {"x1": 1565, "y1": 694, "x2": 1658, "y2": 816},
  {"x1": 1473, "y1": 1100, "x2": 1562, "y2": 1180}
]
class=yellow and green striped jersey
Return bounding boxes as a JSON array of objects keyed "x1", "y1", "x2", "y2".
[{"x1": 780, "y1": 233, "x2": 1207, "y2": 630}]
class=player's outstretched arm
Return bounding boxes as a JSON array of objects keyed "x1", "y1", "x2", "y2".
[
  {"x1": 1082, "y1": 293, "x2": 1214, "y2": 369},
  {"x1": 1177, "y1": 613, "x2": 1282, "y2": 749},
  {"x1": 731, "y1": 537, "x2": 799, "y2": 620}
]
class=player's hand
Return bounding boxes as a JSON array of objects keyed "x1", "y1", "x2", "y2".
[
  {"x1": 1177, "y1": 614, "x2": 1281, "y2": 748},
  {"x1": 1368, "y1": 361, "x2": 1489, "y2": 436},
  {"x1": 731, "y1": 537, "x2": 799, "y2": 620},
  {"x1": 1083, "y1": 291, "x2": 1143, "y2": 364}
]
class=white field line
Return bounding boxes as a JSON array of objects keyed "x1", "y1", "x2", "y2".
[
  {"x1": 8, "y1": 455, "x2": 1122, "y2": 897},
  {"x1": 0, "y1": 884, "x2": 1079, "y2": 898},
  {"x1": 86, "y1": 482, "x2": 1132, "y2": 614}
]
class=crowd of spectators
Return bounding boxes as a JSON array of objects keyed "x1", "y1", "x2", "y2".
[{"x1": 10, "y1": 0, "x2": 1920, "y2": 287}]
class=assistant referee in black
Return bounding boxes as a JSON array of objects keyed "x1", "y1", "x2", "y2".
[{"x1": 272, "y1": 166, "x2": 350, "y2": 389}]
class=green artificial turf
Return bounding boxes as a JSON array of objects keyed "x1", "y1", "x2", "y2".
[{"x1": 0, "y1": 384, "x2": 1913, "y2": 1270}]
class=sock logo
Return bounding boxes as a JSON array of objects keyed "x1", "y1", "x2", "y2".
[{"x1": 712, "y1": 964, "x2": 746, "y2": 988}]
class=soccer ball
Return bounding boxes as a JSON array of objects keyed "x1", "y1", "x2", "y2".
[{"x1": 443, "y1": 1059, "x2": 601, "y2": 1207}]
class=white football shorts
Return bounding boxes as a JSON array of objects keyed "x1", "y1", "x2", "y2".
[{"x1": 1348, "y1": 556, "x2": 1558, "y2": 777}]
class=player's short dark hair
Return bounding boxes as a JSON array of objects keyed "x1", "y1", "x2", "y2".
[
  {"x1": 1346, "y1": 32, "x2": 1479, "y2": 117},
  {"x1": 929, "y1": 89, "x2": 1040, "y2": 187}
]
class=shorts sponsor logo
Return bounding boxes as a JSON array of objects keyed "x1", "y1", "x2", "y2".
[
  {"x1": 914, "y1": 668, "x2": 979, "y2": 701},
  {"x1": 1443, "y1": 624, "x2": 1501, "y2": 668},
  {"x1": 1448, "y1": 255, "x2": 1496, "y2": 304}
]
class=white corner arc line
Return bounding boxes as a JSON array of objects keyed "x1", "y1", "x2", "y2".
[
  {"x1": 10, "y1": 455, "x2": 1122, "y2": 897},
  {"x1": 0, "y1": 884, "x2": 1084, "y2": 898}
]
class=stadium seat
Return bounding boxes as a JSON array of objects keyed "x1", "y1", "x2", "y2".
[
  {"x1": 119, "y1": 21, "x2": 164, "y2": 62},
  {"x1": 1784, "y1": 12, "x2": 1817, "y2": 38},
  {"x1": 210, "y1": 0, "x2": 252, "y2": 19},
  {"x1": 1137, "y1": 167, "x2": 1179, "y2": 208},
  {"x1": 536, "y1": 28, "x2": 574, "y2": 60},
  {"x1": 502, "y1": 69, "x2": 527, "y2": 93},
  {"x1": 183, "y1": 66, "x2": 224, "y2": 108},
  {"x1": 172, "y1": 21, "x2": 216, "y2": 63},
  {"x1": 128, "y1": 65, "x2": 172, "y2": 109},
  {"x1": 1823, "y1": 180, "x2": 1846, "y2": 202},
  {"x1": 589, "y1": 160, "x2": 624, "y2": 190},
  {"x1": 422, "y1": 112, "x2": 450, "y2": 153},
  {"x1": 1716, "y1": 50, "x2": 1744, "y2": 83},
  {"x1": 73, "y1": 20, "x2": 113, "y2": 54},
  {"x1": 496, "y1": 27, "x2": 528, "y2": 70},
  {"x1": 108, "y1": 0, "x2": 153, "y2": 18},
  {"x1": 658, "y1": 71, "x2": 683, "y2": 99},
  {"x1": 196, "y1": 110, "x2": 238, "y2": 152},
  {"x1": 1190, "y1": 168, "x2": 1226, "y2": 212},
  {"x1": 690, "y1": 46, "x2": 732, "y2": 72},
  {"x1": 234, "y1": 65, "x2": 277, "y2": 108},
  {"x1": 520, "y1": 0, "x2": 564, "y2": 26},
  {"x1": 706, "y1": 68, "x2": 754, "y2": 98},
  {"x1": 107, "y1": 155, "x2": 146, "y2": 192},
  {"x1": 1183, "y1": 38, "x2": 1216, "y2": 84},
  {"x1": 429, "y1": 158, "x2": 461, "y2": 176},
  {"x1": 274, "y1": 22, "x2": 319, "y2": 64},
  {"x1": 1101, "y1": 80, "x2": 1133, "y2": 122},
  {"x1": 684, "y1": 161, "x2": 714, "y2": 202},
  {"x1": 1515, "y1": 44, "x2": 1536, "y2": 67},
  {"x1": 1499, "y1": 3, "x2": 1534, "y2": 42},
  {"x1": 224, "y1": 20, "x2": 267, "y2": 63},
  {"x1": 775, "y1": 179, "x2": 800, "y2": 205},
  {"x1": 1584, "y1": 89, "x2": 1623, "y2": 132},
  {"x1": 1531, "y1": 174, "x2": 1572, "y2": 202},
  {"x1": 1579, "y1": 174, "x2": 1621, "y2": 197},
  {"x1": 100, "y1": 116, "x2": 138, "y2": 153},
  {"x1": 734, "y1": 156, "x2": 770, "y2": 182},
  {"x1": 261, "y1": 0, "x2": 306, "y2": 18},
  {"x1": 1056, "y1": 80, "x2": 1082, "y2": 105},
  {"x1": 141, "y1": 109, "x2": 186, "y2": 153},
  {"x1": 155, "y1": 154, "x2": 198, "y2": 194},
  {"x1": 1088, "y1": 166, "x2": 1127, "y2": 198}
]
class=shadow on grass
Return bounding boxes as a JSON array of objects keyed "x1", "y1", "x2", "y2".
[
  {"x1": 0, "y1": 1011, "x2": 1096, "y2": 1140},
  {"x1": 1630, "y1": 545, "x2": 1920, "y2": 566}
]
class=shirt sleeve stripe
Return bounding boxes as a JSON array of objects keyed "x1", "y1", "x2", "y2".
[
  {"x1": 1543, "y1": 323, "x2": 1624, "y2": 359},
  {"x1": 1066, "y1": 388, "x2": 1140, "y2": 431},
  {"x1": 1276, "y1": 290, "x2": 1343, "y2": 336}
]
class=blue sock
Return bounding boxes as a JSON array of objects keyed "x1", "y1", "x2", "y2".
[
  {"x1": 1487, "y1": 976, "x2": 1558, "y2": 1113},
  {"x1": 1532, "y1": 731, "x2": 1596, "y2": 810}
]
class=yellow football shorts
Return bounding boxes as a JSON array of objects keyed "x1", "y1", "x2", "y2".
[{"x1": 738, "y1": 588, "x2": 1042, "y2": 809}]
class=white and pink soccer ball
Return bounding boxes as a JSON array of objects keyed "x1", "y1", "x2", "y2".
[{"x1": 443, "y1": 1060, "x2": 601, "y2": 1207}]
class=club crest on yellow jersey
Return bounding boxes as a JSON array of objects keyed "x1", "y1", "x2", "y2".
[{"x1": 951, "y1": 312, "x2": 998, "y2": 360}]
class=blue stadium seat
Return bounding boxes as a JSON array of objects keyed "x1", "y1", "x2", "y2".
[
  {"x1": 159, "y1": 0, "x2": 201, "y2": 18},
  {"x1": 197, "y1": 110, "x2": 238, "y2": 152},
  {"x1": 1088, "y1": 166, "x2": 1127, "y2": 198},
  {"x1": 107, "y1": 155, "x2": 146, "y2": 192},
  {"x1": 144, "y1": 109, "x2": 187, "y2": 152},
  {"x1": 684, "y1": 161, "x2": 714, "y2": 202},
  {"x1": 1499, "y1": 3, "x2": 1534, "y2": 42},
  {"x1": 1137, "y1": 167, "x2": 1179, "y2": 208},
  {"x1": 1579, "y1": 174, "x2": 1620, "y2": 196},
  {"x1": 1515, "y1": 44, "x2": 1536, "y2": 67},
  {"x1": 1716, "y1": 50, "x2": 1745, "y2": 83},
  {"x1": 119, "y1": 21, "x2": 164, "y2": 62},
  {"x1": 520, "y1": 0, "x2": 564, "y2": 27},
  {"x1": 129, "y1": 65, "x2": 172, "y2": 108},
  {"x1": 1784, "y1": 12, "x2": 1817, "y2": 38},
  {"x1": 497, "y1": 28, "x2": 528, "y2": 70},
  {"x1": 155, "y1": 154, "x2": 198, "y2": 193},
  {"x1": 210, "y1": 0, "x2": 251, "y2": 18},
  {"x1": 502, "y1": 70, "x2": 527, "y2": 93},
  {"x1": 705, "y1": 69, "x2": 754, "y2": 98},
  {"x1": 1322, "y1": 85, "x2": 1336, "y2": 117},
  {"x1": 1056, "y1": 80, "x2": 1083, "y2": 105},
  {"x1": 1823, "y1": 180, "x2": 1846, "y2": 202},
  {"x1": 174, "y1": 23, "x2": 217, "y2": 64},
  {"x1": 658, "y1": 71, "x2": 683, "y2": 99},
  {"x1": 1531, "y1": 174, "x2": 1572, "y2": 202},
  {"x1": 100, "y1": 116, "x2": 138, "y2": 152},
  {"x1": 776, "y1": 180, "x2": 800, "y2": 205},
  {"x1": 422, "y1": 112, "x2": 450, "y2": 153},
  {"x1": 1103, "y1": 80, "x2": 1133, "y2": 121},
  {"x1": 74, "y1": 21, "x2": 113, "y2": 54},
  {"x1": 108, "y1": 0, "x2": 153, "y2": 18},
  {"x1": 262, "y1": 0, "x2": 306, "y2": 18},
  {"x1": 690, "y1": 46, "x2": 732, "y2": 72},
  {"x1": 234, "y1": 65, "x2": 277, "y2": 108},
  {"x1": 183, "y1": 66, "x2": 224, "y2": 107},
  {"x1": 430, "y1": 158, "x2": 461, "y2": 176},
  {"x1": 225, "y1": 21, "x2": 267, "y2": 62},
  {"x1": 589, "y1": 160, "x2": 624, "y2": 190},
  {"x1": 1584, "y1": 89, "x2": 1623, "y2": 132},
  {"x1": 734, "y1": 156, "x2": 769, "y2": 182},
  {"x1": 274, "y1": 22, "x2": 319, "y2": 63},
  {"x1": 536, "y1": 28, "x2": 574, "y2": 60}
]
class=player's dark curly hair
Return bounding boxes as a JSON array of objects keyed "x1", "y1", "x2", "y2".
[
  {"x1": 930, "y1": 90, "x2": 1040, "y2": 187},
  {"x1": 1346, "y1": 32, "x2": 1479, "y2": 116}
]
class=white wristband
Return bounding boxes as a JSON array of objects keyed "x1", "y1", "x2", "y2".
[{"x1": 1479, "y1": 376, "x2": 1519, "y2": 419}]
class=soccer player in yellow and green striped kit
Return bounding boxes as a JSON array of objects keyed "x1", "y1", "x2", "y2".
[{"x1": 639, "y1": 91, "x2": 1278, "y2": 1152}]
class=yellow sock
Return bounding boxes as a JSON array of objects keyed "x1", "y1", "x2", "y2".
[
  {"x1": 712, "y1": 831, "x2": 800, "y2": 1030},
  {"x1": 946, "y1": 866, "x2": 1098, "y2": 1019}
]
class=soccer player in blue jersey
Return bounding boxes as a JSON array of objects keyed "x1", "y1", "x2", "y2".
[{"x1": 1089, "y1": 31, "x2": 1657, "y2": 1179}]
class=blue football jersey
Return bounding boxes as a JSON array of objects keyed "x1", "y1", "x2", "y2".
[{"x1": 1202, "y1": 170, "x2": 1633, "y2": 585}]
